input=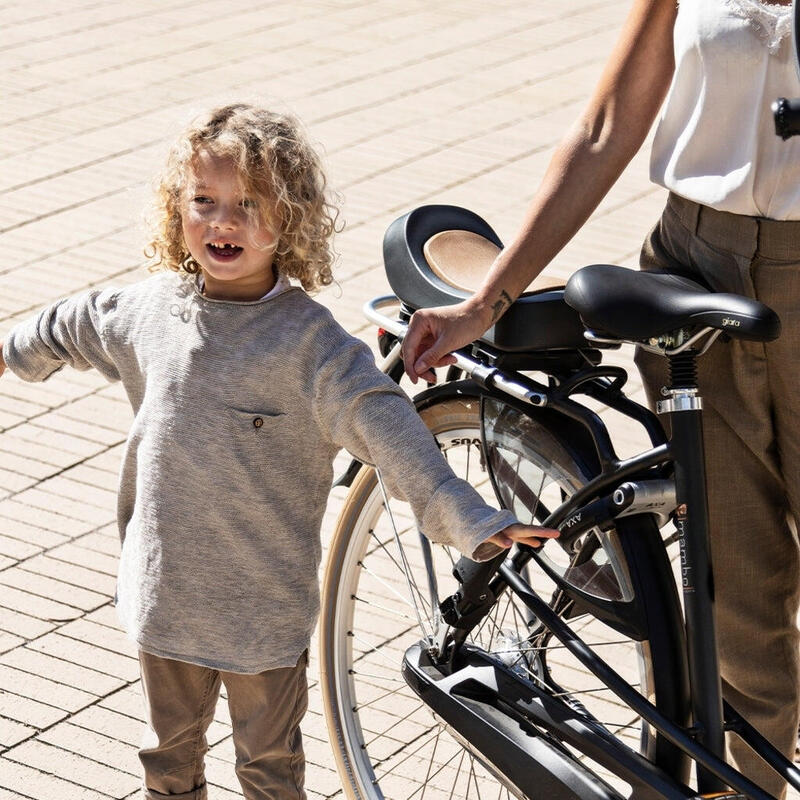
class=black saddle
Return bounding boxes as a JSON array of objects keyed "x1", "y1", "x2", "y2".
[
  {"x1": 383, "y1": 205, "x2": 587, "y2": 353},
  {"x1": 565, "y1": 265, "x2": 780, "y2": 343}
]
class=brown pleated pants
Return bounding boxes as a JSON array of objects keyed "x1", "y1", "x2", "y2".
[{"x1": 635, "y1": 192, "x2": 800, "y2": 797}]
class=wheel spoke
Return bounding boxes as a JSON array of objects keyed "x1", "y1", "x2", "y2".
[
  {"x1": 367, "y1": 527, "x2": 436, "y2": 619},
  {"x1": 527, "y1": 463, "x2": 548, "y2": 525},
  {"x1": 353, "y1": 592, "x2": 420, "y2": 623},
  {"x1": 410, "y1": 740, "x2": 474, "y2": 800},
  {"x1": 491, "y1": 638, "x2": 636, "y2": 655},
  {"x1": 601, "y1": 720, "x2": 642, "y2": 732},
  {"x1": 350, "y1": 630, "x2": 408, "y2": 668},
  {"x1": 467, "y1": 754, "x2": 485, "y2": 800},
  {"x1": 373, "y1": 724, "x2": 441, "y2": 780},
  {"x1": 550, "y1": 683, "x2": 641, "y2": 699},
  {"x1": 447, "y1": 750, "x2": 467, "y2": 800},
  {"x1": 484, "y1": 592, "x2": 514, "y2": 653},
  {"x1": 361, "y1": 697, "x2": 427, "y2": 742},
  {"x1": 376, "y1": 470, "x2": 434, "y2": 639},
  {"x1": 357, "y1": 559, "x2": 425, "y2": 616},
  {"x1": 417, "y1": 726, "x2": 443, "y2": 800},
  {"x1": 350, "y1": 669, "x2": 406, "y2": 684}
]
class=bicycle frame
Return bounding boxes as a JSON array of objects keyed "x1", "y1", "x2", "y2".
[{"x1": 364, "y1": 294, "x2": 800, "y2": 800}]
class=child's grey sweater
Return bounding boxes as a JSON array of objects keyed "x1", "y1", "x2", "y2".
[{"x1": 3, "y1": 272, "x2": 515, "y2": 673}]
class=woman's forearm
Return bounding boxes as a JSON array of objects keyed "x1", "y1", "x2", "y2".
[
  {"x1": 469, "y1": 0, "x2": 677, "y2": 325},
  {"x1": 469, "y1": 120, "x2": 653, "y2": 322},
  {"x1": 401, "y1": 0, "x2": 677, "y2": 382}
]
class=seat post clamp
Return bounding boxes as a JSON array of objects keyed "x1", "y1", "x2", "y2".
[{"x1": 657, "y1": 387, "x2": 703, "y2": 414}]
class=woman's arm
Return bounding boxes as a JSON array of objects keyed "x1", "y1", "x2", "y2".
[{"x1": 402, "y1": 0, "x2": 678, "y2": 382}]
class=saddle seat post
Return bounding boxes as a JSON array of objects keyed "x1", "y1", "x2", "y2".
[{"x1": 657, "y1": 347, "x2": 728, "y2": 794}]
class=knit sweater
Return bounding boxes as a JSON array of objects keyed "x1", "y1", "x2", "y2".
[{"x1": 3, "y1": 272, "x2": 516, "y2": 672}]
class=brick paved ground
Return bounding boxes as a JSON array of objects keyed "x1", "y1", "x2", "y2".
[{"x1": 1, "y1": 2, "x2": 789, "y2": 799}]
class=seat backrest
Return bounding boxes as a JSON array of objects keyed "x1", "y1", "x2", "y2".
[
  {"x1": 383, "y1": 204, "x2": 502, "y2": 309},
  {"x1": 422, "y1": 229, "x2": 501, "y2": 292},
  {"x1": 382, "y1": 205, "x2": 589, "y2": 354}
]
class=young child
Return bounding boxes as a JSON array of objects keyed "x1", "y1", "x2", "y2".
[{"x1": 0, "y1": 103, "x2": 554, "y2": 800}]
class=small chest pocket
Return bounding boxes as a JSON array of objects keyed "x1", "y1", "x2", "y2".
[
  {"x1": 230, "y1": 408, "x2": 285, "y2": 433},
  {"x1": 226, "y1": 408, "x2": 290, "y2": 482}
]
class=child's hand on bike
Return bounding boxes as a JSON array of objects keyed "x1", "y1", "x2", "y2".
[{"x1": 486, "y1": 523, "x2": 559, "y2": 551}]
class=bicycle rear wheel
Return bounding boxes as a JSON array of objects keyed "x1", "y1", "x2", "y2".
[{"x1": 320, "y1": 386, "x2": 687, "y2": 799}]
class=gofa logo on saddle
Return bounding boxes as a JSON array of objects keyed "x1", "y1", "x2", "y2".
[{"x1": 721, "y1": 317, "x2": 741, "y2": 327}]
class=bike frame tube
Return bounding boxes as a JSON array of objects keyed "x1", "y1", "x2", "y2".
[
  {"x1": 666, "y1": 404, "x2": 727, "y2": 794},
  {"x1": 581, "y1": 379, "x2": 668, "y2": 449},
  {"x1": 540, "y1": 445, "x2": 670, "y2": 528},
  {"x1": 724, "y1": 701, "x2": 800, "y2": 793},
  {"x1": 794, "y1": 0, "x2": 800, "y2": 82}
]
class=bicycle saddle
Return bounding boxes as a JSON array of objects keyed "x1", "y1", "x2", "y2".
[
  {"x1": 383, "y1": 204, "x2": 587, "y2": 352},
  {"x1": 565, "y1": 264, "x2": 781, "y2": 342}
]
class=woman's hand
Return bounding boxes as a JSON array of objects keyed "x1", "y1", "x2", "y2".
[
  {"x1": 486, "y1": 523, "x2": 559, "y2": 551},
  {"x1": 401, "y1": 300, "x2": 494, "y2": 383}
]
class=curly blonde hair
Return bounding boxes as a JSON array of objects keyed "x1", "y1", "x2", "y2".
[{"x1": 146, "y1": 103, "x2": 340, "y2": 292}]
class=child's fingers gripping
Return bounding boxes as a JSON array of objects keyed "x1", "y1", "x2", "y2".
[{"x1": 486, "y1": 523, "x2": 559, "y2": 550}]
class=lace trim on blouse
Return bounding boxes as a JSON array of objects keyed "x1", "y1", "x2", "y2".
[{"x1": 724, "y1": 0, "x2": 793, "y2": 52}]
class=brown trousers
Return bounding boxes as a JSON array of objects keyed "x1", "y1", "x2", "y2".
[
  {"x1": 137, "y1": 649, "x2": 308, "y2": 800},
  {"x1": 635, "y1": 193, "x2": 800, "y2": 797}
]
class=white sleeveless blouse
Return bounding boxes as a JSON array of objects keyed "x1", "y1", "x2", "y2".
[{"x1": 650, "y1": 0, "x2": 800, "y2": 219}]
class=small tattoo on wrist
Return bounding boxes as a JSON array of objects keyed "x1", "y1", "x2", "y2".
[{"x1": 490, "y1": 290, "x2": 512, "y2": 323}]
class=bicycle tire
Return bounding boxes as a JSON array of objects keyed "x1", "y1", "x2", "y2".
[{"x1": 320, "y1": 386, "x2": 688, "y2": 800}]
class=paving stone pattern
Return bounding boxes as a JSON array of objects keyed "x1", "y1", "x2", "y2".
[{"x1": 0, "y1": 2, "x2": 774, "y2": 799}]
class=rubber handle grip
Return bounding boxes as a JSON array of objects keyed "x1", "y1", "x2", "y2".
[{"x1": 773, "y1": 97, "x2": 800, "y2": 139}]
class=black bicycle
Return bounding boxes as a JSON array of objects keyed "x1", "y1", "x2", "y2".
[{"x1": 318, "y1": 203, "x2": 800, "y2": 800}]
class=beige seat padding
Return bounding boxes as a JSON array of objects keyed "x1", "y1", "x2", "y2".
[
  {"x1": 423, "y1": 229, "x2": 564, "y2": 293},
  {"x1": 423, "y1": 230, "x2": 501, "y2": 292}
]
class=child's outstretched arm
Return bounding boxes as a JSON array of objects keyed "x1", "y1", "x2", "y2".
[
  {"x1": 2, "y1": 290, "x2": 122, "y2": 384},
  {"x1": 313, "y1": 330, "x2": 558, "y2": 561}
]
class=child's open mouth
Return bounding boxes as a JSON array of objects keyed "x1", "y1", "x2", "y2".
[{"x1": 207, "y1": 242, "x2": 243, "y2": 260}]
